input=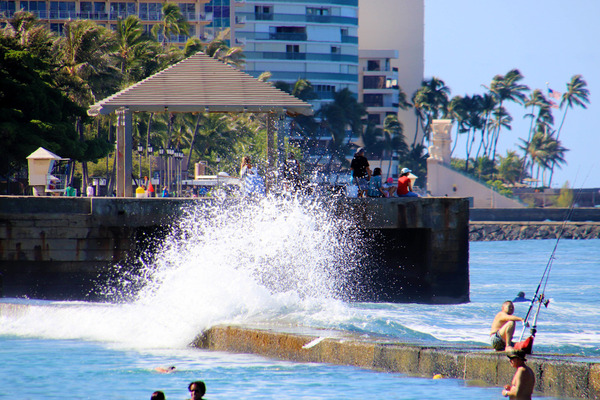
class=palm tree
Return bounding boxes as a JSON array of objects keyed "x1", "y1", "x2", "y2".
[
  {"x1": 556, "y1": 75, "x2": 590, "y2": 140},
  {"x1": 151, "y1": 2, "x2": 189, "y2": 48},
  {"x1": 521, "y1": 89, "x2": 554, "y2": 181},
  {"x1": 203, "y1": 28, "x2": 245, "y2": 68},
  {"x1": 519, "y1": 129, "x2": 567, "y2": 186},
  {"x1": 1, "y1": 11, "x2": 55, "y2": 60},
  {"x1": 113, "y1": 15, "x2": 157, "y2": 84},
  {"x1": 497, "y1": 150, "x2": 525, "y2": 185},
  {"x1": 411, "y1": 77, "x2": 450, "y2": 147},
  {"x1": 484, "y1": 69, "x2": 529, "y2": 167},
  {"x1": 548, "y1": 75, "x2": 589, "y2": 186},
  {"x1": 382, "y1": 115, "x2": 407, "y2": 177},
  {"x1": 447, "y1": 95, "x2": 468, "y2": 156},
  {"x1": 319, "y1": 88, "x2": 366, "y2": 165}
]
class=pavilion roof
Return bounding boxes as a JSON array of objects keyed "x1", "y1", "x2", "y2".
[{"x1": 88, "y1": 52, "x2": 313, "y2": 116}]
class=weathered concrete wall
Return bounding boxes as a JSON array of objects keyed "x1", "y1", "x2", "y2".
[
  {"x1": 471, "y1": 207, "x2": 600, "y2": 222},
  {"x1": 0, "y1": 196, "x2": 470, "y2": 303},
  {"x1": 193, "y1": 325, "x2": 600, "y2": 400},
  {"x1": 470, "y1": 222, "x2": 600, "y2": 241}
]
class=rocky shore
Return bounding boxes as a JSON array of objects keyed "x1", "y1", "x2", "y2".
[{"x1": 469, "y1": 221, "x2": 600, "y2": 241}]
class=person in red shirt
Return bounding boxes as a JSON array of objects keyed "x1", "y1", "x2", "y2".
[{"x1": 397, "y1": 168, "x2": 419, "y2": 197}]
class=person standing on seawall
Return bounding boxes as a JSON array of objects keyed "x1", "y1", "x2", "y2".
[
  {"x1": 350, "y1": 147, "x2": 371, "y2": 198},
  {"x1": 396, "y1": 168, "x2": 419, "y2": 197}
]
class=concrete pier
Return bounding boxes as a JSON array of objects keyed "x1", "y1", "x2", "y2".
[
  {"x1": 193, "y1": 324, "x2": 600, "y2": 400},
  {"x1": 0, "y1": 196, "x2": 470, "y2": 303}
]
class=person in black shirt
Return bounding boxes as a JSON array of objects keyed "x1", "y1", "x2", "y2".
[{"x1": 350, "y1": 147, "x2": 371, "y2": 197}]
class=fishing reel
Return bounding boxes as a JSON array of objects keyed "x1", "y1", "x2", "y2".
[{"x1": 536, "y1": 294, "x2": 551, "y2": 308}]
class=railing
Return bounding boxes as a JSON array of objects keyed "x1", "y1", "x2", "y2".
[
  {"x1": 46, "y1": 174, "x2": 67, "y2": 192},
  {"x1": 244, "y1": 51, "x2": 357, "y2": 63},
  {"x1": 240, "y1": 11, "x2": 357, "y2": 25}
]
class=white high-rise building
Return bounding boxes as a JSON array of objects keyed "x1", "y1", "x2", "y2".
[
  {"x1": 359, "y1": 0, "x2": 424, "y2": 146},
  {"x1": 232, "y1": 0, "x2": 359, "y2": 109}
]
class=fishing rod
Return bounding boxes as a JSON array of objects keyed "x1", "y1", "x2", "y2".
[{"x1": 518, "y1": 177, "x2": 588, "y2": 342}]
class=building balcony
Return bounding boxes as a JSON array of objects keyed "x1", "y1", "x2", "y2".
[
  {"x1": 244, "y1": 51, "x2": 357, "y2": 63},
  {"x1": 239, "y1": 12, "x2": 357, "y2": 26}
]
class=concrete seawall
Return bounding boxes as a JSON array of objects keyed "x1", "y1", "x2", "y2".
[
  {"x1": 470, "y1": 222, "x2": 600, "y2": 241},
  {"x1": 0, "y1": 196, "x2": 470, "y2": 304},
  {"x1": 193, "y1": 325, "x2": 600, "y2": 400}
]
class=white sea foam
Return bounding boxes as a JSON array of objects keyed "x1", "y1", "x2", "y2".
[{"x1": 0, "y1": 196, "x2": 362, "y2": 349}]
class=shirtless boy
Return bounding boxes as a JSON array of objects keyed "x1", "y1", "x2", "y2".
[
  {"x1": 502, "y1": 350, "x2": 535, "y2": 399},
  {"x1": 490, "y1": 300, "x2": 524, "y2": 351}
]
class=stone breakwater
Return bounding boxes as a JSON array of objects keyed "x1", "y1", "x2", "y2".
[
  {"x1": 193, "y1": 325, "x2": 600, "y2": 400},
  {"x1": 469, "y1": 222, "x2": 600, "y2": 241}
]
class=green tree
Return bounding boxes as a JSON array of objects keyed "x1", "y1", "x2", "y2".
[
  {"x1": 555, "y1": 181, "x2": 574, "y2": 207},
  {"x1": 114, "y1": 15, "x2": 159, "y2": 84},
  {"x1": 0, "y1": 35, "x2": 85, "y2": 178},
  {"x1": 497, "y1": 150, "x2": 524, "y2": 184},
  {"x1": 53, "y1": 19, "x2": 118, "y2": 187},
  {"x1": 484, "y1": 69, "x2": 529, "y2": 166},
  {"x1": 151, "y1": 2, "x2": 189, "y2": 48},
  {"x1": 382, "y1": 115, "x2": 407, "y2": 177},
  {"x1": 411, "y1": 77, "x2": 450, "y2": 147},
  {"x1": 548, "y1": 75, "x2": 590, "y2": 186},
  {"x1": 319, "y1": 88, "x2": 366, "y2": 166}
]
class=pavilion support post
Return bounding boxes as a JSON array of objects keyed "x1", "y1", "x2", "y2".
[
  {"x1": 266, "y1": 114, "x2": 277, "y2": 193},
  {"x1": 277, "y1": 112, "x2": 286, "y2": 170},
  {"x1": 116, "y1": 108, "x2": 133, "y2": 197}
]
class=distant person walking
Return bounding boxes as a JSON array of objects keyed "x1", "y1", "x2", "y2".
[
  {"x1": 396, "y1": 168, "x2": 419, "y2": 197},
  {"x1": 350, "y1": 147, "x2": 371, "y2": 198},
  {"x1": 240, "y1": 156, "x2": 265, "y2": 196},
  {"x1": 86, "y1": 183, "x2": 94, "y2": 197}
]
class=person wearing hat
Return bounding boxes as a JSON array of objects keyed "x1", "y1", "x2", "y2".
[
  {"x1": 396, "y1": 167, "x2": 419, "y2": 197},
  {"x1": 382, "y1": 176, "x2": 397, "y2": 197},
  {"x1": 502, "y1": 350, "x2": 534, "y2": 399},
  {"x1": 350, "y1": 147, "x2": 371, "y2": 198}
]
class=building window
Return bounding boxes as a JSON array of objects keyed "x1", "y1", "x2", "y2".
[
  {"x1": 179, "y1": 3, "x2": 195, "y2": 20},
  {"x1": 364, "y1": 94, "x2": 383, "y2": 107},
  {"x1": 0, "y1": 1, "x2": 16, "y2": 17},
  {"x1": 49, "y1": 22, "x2": 64, "y2": 34},
  {"x1": 109, "y1": 2, "x2": 135, "y2": 19},
  {"x1": 270, "y1": 26, "x2": 306, "y2": 41},
  {"x1": 306, "y1": 7, "x2": 329, "y2": 16},
  {"x1": 367, "y1": 60, "x2": 381, "y2": 71},
  {"x1": 367, "y1": 114, "x2": 381, "y2": 125},
  {"x1": 363, "y1": 76, "x2": 385, "y2": 89},
  {"x1": 139, "y1": 3, "x2": 161, "y2": 21},
  {"x1": 330, "y1": 46, "x2": 340, "y2": 54},
  {"x1": 49, "y1": 1, "x2": 75, "y2": 19},
  {"x1": 20, "y1": 1, "x2": 46, "y2": 16},
  {"x1": 255, "y1": 5, "x2": 272, "y2": 20}
]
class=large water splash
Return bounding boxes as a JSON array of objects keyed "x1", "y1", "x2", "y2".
[{"x1": 0, "y1": 195, "x2": 368, "y2": 349}]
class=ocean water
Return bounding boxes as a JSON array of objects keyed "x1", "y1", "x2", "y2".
[{"x1": 1, "y1": 197, "x2": 598, "y2": 399}]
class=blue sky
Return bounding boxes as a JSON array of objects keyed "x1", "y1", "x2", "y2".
[{"x1": 424, "y1": 0, "x2": 599, "y2": 188}]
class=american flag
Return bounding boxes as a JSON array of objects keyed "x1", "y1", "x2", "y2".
[{"x1": 548, "y1": 87, "x2": 561, "y2": 100}]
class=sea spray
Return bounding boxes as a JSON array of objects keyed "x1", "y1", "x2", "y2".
[{"x1": 0, "y1": 195, "x2": 372, "y2": 349}]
